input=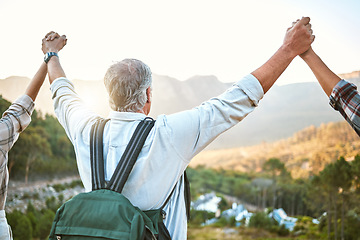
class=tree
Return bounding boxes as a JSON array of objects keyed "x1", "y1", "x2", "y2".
[
  {"x1": 11, "y1": 125, "x2": 52, "y2": 183},
  {"x1": 7, "y1": 210, "x2": 32, "y2": 240},
  {"x1": 352, "y1": 155, "x2": 360, "y2": 192},
  {"x1": 321, "y1": 163, "x2": 339, "y2": 240},
  {"x1": 263, "y1": 158, "x2": 289, "y2": 209},
  {"x1": 333, "y1": 157, "x2": 352, "y2": 240},
  {"x1": 252, "y1": 178, "x2": 273, "y2": 209},
  {"x1": 37, "y1": 209, "x2": 55, "y2": 239}
]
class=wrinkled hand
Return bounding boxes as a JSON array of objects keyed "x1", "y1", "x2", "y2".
[
  {"x1": 283, "y1": 17, "x2": 315, "y2": 58},
  {"x1": 42, "y1": 31, "x2": 67, "y2": 54}
]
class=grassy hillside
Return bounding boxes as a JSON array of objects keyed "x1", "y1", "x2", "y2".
[{"x1": 191, "y1": 121, "x2": 360, "y2": 178}]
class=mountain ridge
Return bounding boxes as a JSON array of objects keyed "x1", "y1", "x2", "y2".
[{"x1": 1, "y1": 71, "x2": 358, "y2": 149}]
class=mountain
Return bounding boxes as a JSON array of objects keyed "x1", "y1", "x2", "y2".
[
  {"x1": 0, "y1": 72, "x2": 358, "y2": 149},
  {"x1": 190, "y1": 121, "x2": 360, "y2": 178}
]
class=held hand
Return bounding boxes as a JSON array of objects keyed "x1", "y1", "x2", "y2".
[
  {"x1": 300, "y1": 46, "x2": 315, "y2": 60},
  {"x1": 283, "y1": 17, "x2": 315, "y2": 58},
  {"x1": 42, "y1": 31, "x2": 67, "y2": 54}
]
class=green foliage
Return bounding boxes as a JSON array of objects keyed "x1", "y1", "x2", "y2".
[
  {"x1": 52, "y1": 180, "x2": 84, "y2": 193},
  {"x1": 5, "y1": 100, "x2": 78, "y2": 181},
  {"x1": 7, "y1": 210, "x2": 32, "y2": 240},
  {"x1": 37, "y1": 209, "x2": 55, "y2": 239},
  {"x1": 15, "y1": 215, "x2": 32, "y2": 240},
  {"x1": 218, "y1": 195, "x2": 230, "y2": 211},
  {"x1": 211, "y1": 216, "x2": 229, "y2": 228},
  {"x1": 0, "y1": 95, "x2": 11, "y2": 113},
  {"x1": 352, "y1": 155, "x2": 360, "y2": 192},
  {"x1": 189, "y1": 209, "x2": 215, "y2": 227},
  {"x1": 187, "y1": 166, "x2": 252, "y2": 202},
  {"x1": 277, "y1": 224, "x2": 290, "y2": 236},
  {"x1": 45, "y1": 196, "x2": 61, "y2": 212},
  {"x1": 249, "y1": 212, "x2": 274, "y2": 229},
  {"x1": 293, "y1": 216, "x2": 320, "y2": 238}
]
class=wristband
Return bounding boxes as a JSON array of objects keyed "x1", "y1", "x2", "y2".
[{"x1": 44, "y1": 52, "x2": 58, "y2": 64}]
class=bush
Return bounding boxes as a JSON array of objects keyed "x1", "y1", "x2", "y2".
[
  {"x1": 211, "y1": 216, "x2": 228, "y2": 228},
  {"x1": 189, "y1": 210, "x2": 215, "y2": 226},
  {"x1": 52, "y1": 183, "x2": 66, "y2": 192},
  {"x1": 277, "y1": 224, "x2": 290, "y2": 236},
  {"x1": 7, "y1": 211, "x2": 32, "y2": 240},
  {"x1": 37, "y1": 209, "x2": 55, "y2": 239},
  {"x1": 249, "y1": 212, "x2": 274, "y2": 229}
]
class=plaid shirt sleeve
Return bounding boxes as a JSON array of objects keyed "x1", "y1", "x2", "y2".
[
  {"x1": 0, "y1": 94, "x2": 34, "y2": 209},
  {"x1": 329, "y1": 79, "x2": 360, "y2": 136}
]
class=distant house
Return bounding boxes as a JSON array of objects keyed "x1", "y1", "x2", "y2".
[
  {"x1": 193, "y1": 192, "x2": 222, "y2": 213},
  {"x1": 269, "y1": 208, "x2": 297, "y2": 231},
  {"x1": 222, "y1": 203, "x2": 253, "y2": 226}
]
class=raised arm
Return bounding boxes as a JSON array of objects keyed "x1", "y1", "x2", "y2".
[
  {"x1": 41, "y1": 31, "x2": 99, "y2": 142},
  {"x1": 300, "y1": 47, "x2": 341, "y2": 97},
  {"x1": 252, "y1": 17, "x2": 315, "y2": 93},
  {"x1": 41, "y1": 32, "x2": 67, "y2": 83},
  {"x1": 300, "y1": 47, "x2": 360, "y2": 135},
  {"x1": 24, "y1": 62, "x2": 47, "y2": 101}
]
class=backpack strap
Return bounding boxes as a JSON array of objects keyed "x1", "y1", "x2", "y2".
[
  {"x1": 90, "y1": 117, "x2": 191, "y2": 220},
  {"x1": 90, "y1": 118, "x2": 110, "y2": 190},
  {"x1": 161, "y1": 171, "x2": 191, "y2": 221},
  {"x1": 107, "y1": 117, "x2": 155, "y2": 193},
  {"x1": 184, "y1": 171, "x2": 191, "y2": 221}
]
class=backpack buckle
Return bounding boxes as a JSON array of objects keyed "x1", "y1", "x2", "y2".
[{"x1": 161, "y1": 210, "x2": 167, "y2": 220}]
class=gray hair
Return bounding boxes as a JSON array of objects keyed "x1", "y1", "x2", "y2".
[{"x1": 104, "y1": 59, "x2": 152, "y2": 112}]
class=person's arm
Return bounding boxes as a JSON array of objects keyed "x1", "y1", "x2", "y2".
[
  {"x1": 164, "y1": 17, "x2": 315, "y2": 162},
  {"x1": 301, "y1": 47, "x2": 360, "y2": 135},
  {"x1": 252, "y1": 17, "x2": 315, "y2": 93},
  {"x1": 25, "y1": 62, "x2": 47, "y2": 101},
  {"x1": 42, "y1": 32, "x2": 99, "y2": 142},
  {"x1": 300, "y1": 47, "x2": 341, "y2": 97}
]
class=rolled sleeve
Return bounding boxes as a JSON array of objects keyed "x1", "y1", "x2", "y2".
[
  {"x1": 12, "y1": 95, "x2": 35, "y2": 116},
  {"x1": 329, "y1": 79, "x2": 357, "y2": 109},
  {"x1": 234, "y1": 74, "x2": 264, "y2": 106},
  {"x1": 2, "y1": 94, "x2": 34, "y2": 133},
  {"x1": 329, "y1": 79, "x2": 360, "y2": 135}
]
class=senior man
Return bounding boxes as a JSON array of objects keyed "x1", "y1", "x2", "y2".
[{"x1": 43, "y1": 17, "x2": 314, "y2": 239}]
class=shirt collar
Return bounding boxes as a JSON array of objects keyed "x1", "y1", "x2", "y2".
[{"x1": 107, "y1": 111, "x2": 147, "y2": 121}]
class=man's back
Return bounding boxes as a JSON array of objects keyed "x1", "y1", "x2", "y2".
[{"x1": 50, "y1": 74, "x2": 263, "y2": 239}]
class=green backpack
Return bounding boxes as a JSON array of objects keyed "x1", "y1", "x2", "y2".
[{"x1": 48, "y1": 117, "x2": 185, "y2": 240}]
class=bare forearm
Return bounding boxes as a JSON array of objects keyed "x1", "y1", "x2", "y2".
[
  {"x1": 252, "y1": 45, "x2": 295, "y2": 93},
  {"x1": 301, "y1": 48, "x2": 341, "y2": 96},
  {"x1": 47, "y1": 56, "x2": 66, "y2": 84},
  {"x1": 25, "y1": 62, "x2": 47, "y2": 101},
  {"x1": 252, "y1": 17, "x2": 314, "y2": 94}
]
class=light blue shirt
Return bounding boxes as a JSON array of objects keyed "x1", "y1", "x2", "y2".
[{"x1": 50, "y1": 74, "x2": 264, "y2": 239}]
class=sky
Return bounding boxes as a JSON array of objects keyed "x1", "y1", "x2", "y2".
[{"x1": 0, "y1": 0, "x2": 359, "y2": 85}]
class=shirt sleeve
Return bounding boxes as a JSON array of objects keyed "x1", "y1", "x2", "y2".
[
  {"x1": 160, "y1": 74, "x2": 264, "y2": 161},
  {"x1": 0, "y1": 94, "x2": 34, "y2": 157},
  {"x1": 329, "y1": 79, "x2": 360, "y2": 135},
  {"x1": 50, "y1": 77, "x2": 99, "y2": 143}
]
